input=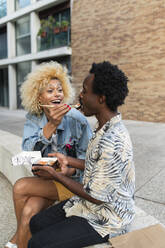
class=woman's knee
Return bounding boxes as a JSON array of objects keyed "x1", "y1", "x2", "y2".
[
  {"x1": 21, "y1": 197, "x2": 50, "y2": 227},
  {"x1": 21, "y1": 203, "x2": 36, "y2": 226},
  {"x1": 13, "y1": 178, "x2": 29, "y2": 196}
]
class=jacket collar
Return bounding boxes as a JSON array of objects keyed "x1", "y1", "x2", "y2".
[{"x1": 38, "y1": 113, "x2": 65, "y2": 131}]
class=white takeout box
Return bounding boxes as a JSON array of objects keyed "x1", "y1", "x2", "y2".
[{"x1": 12, "y1": 151, "x2": 42, "y2": 166}]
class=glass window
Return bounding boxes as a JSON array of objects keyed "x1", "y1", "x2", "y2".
[
  {"x1": 16, "y1": 15, "x2": 31, "y2": 56},
  {"x1": 38, "y1": 56, "x2": 71, "y2": 74},
  {"x1": 54, "y1": 9, "x2": 70, "y2": 24},
  {"x1": 37, "y1": 9, "x2": 70, "y2": 52},
  {"x1": 61, "y1": 9, "x2": 70, "y2": 22},
  {"x1": 15, "y1": 0, "x2": 30, "y2": 10},
  {"x1": 0, "y1": 27, "x2": 7, "y2": 59},
  {"x1": 0, "y1": 0, "x2": 7, "y2": 18},
  {"x1": 16, "y1": 61, "x2": 31, "y2": 109},
  {"x1": 0, "y1": 68, "x2": 9, "y2": 107}
]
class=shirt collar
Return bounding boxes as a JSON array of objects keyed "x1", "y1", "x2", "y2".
[
  {"x1": 94, "y1": 113, "x2": 121, "y2": 136},
  {"x1": 108, "y1": 112, "x2": 121, "y2": 126}
]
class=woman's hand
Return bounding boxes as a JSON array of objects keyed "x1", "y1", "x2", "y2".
[
  {"x1": 32, "y1": 165, "x2": 58, "y2": 179},
  {"x1": 43, "y1": 104, "x2": 71, "y2": 139},
  {"x1": 45, "y1": 104, "x2": 71, "y2": 127}
]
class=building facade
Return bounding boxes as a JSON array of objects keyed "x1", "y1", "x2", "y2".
[
  {"x1": 1, "y1": 0, "x2": 165, "y2": 123},
  {"x1": 71, "y1": 0, "x2": 165, "y2": 122},
  {"x1": 0, "y1": 0, "x2": 71, "y2": 109}
]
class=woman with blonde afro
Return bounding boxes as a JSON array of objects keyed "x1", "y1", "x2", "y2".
[{"x1": 5, "y1": 61, "x2": 92, "y2": 248}]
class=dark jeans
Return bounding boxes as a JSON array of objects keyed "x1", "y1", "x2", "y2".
[{"x1": 28, "y1": 200, "x2": 109, "y2": 248}]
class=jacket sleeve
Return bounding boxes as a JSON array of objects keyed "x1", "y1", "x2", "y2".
[
  {"x1": 76, "y1": 120, "x2": 93, "y2": 159},
  {"x1": 22, "y1": 116, "x2": 53, "y2": 151},
  {"x1": 70, "y1": 119, "x2": 92, "y2": 183}
]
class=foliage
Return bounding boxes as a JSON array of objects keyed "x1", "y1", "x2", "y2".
[
  {"x1": 61, "y1": 20, "x2": 70, "y2": 28},
  {"x1": 37, "y1": 16, "x2": 55, "y2": 37},
  {"x1": 54, "y1": 21, "x2": 61, "y2": 28},
  {"x1": 38, "y1": 16, "x2": 70, "y2": 37}
]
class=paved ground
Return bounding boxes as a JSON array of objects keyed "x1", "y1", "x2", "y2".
[
  {"x1": 0, "y1": 173, "x2": 16, "y2": 247},
  {"x1": 0, "y1": 107, "x2": 26, "y2": 137},
  {"x1": 0, "y1": 107, "x2": 165, "y2": 246}
]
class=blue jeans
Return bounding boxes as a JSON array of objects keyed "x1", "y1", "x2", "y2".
[{"x1": 28, "y1": 200, "x2": 109, "y2": 248}]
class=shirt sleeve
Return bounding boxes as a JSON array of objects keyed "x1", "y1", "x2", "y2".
[
  {"x1": 83, "y1": 134, "x2": 124, "y2": 203},
  {"x1": 22, "y1": 117, "x2": 53, "y2": 151}
]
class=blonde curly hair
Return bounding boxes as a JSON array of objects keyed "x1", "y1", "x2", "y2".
[{"x1": 20, "y1": 61, "x2": 75, "y2": 115}]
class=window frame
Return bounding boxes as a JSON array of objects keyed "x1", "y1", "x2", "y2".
[{"x1": 15, "y1": 15, "x2": 31, "y2": 56}]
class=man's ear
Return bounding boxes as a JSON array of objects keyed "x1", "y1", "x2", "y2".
[{"x1": 99, "y1": 95, "x2": 106, "y2": 104}]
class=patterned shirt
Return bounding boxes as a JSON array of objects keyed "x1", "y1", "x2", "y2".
[{"x1": 64, "y1": 113, "x2": 135, "y2": 238}]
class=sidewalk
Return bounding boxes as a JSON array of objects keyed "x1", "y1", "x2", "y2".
[
  {"x1": 0, "y1": 107, "x2": 26, "y2": 137},
  {"x1": 0, "y1": 108, "x2": 165, "y2": 245}
]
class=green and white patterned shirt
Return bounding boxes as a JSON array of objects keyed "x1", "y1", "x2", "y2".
[{"x1": 64, "y1": 113, "x2": 135, "y2": 238}]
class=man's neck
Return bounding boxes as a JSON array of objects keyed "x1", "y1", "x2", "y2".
[{"x1": 96, "y1": 109, "x2": 117, "y2": 131}]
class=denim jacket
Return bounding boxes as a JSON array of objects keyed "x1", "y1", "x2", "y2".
[{"x1": 22, "y1": 108, "x2": 92, "y2": 182}]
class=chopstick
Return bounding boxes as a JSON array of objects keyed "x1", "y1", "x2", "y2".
[
  {"x1": 40, "y1": 104, "x2": 55, "y2": 108},
  {"x1": 40, "y1": 103, "x2": 81, "y2": 109}
]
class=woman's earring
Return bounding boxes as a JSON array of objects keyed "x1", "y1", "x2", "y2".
[{"x1": 37, "y1": 100, "x2": 42, "y2": 112}]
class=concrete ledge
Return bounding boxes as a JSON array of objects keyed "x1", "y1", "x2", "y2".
[
  {"x1": 0, "y1": 129, "x2": 163, "y2": 248},
  {"x1": 0, "y1": 130, "x2": 32, "y2": 185},
  {"x1": 85, "y1": 206, "x2": 161, "y2": 248}
]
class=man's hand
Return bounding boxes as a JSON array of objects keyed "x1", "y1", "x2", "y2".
[
  {"x1": 48, "y1": 152, "x2": 85, "y2": 171},
  {"x1": 49, "y1": 152, "x2": 68, "y2": 166},
  {"x1": 48, "y1": 153, "x2": 75, "y2": 176}
]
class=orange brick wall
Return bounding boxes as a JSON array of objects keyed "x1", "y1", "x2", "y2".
[{"x1": 71, "y1": 0, "x2": 165, "y2": 122}]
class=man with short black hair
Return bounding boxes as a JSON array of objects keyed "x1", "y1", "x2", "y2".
[{"x1": 28, "y1": 61, "x2": 135, "y2": 248}]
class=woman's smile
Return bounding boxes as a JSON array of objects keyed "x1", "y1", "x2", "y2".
[{"x1": 39, "y1": 79, "x2": 64, "y2": 106}]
